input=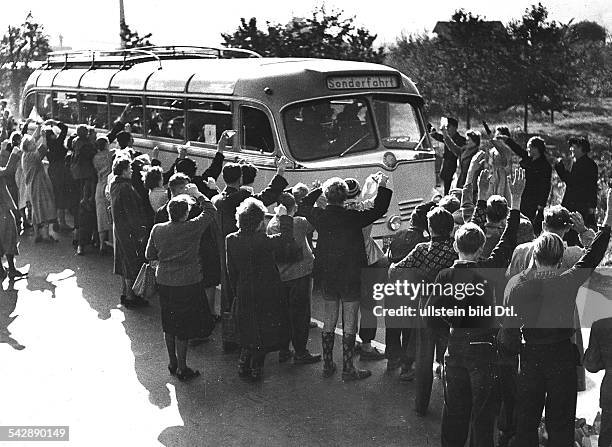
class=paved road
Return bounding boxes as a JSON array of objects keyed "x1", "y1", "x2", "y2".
[{"x1": 0, "y1": 232, "x2": 604, "y2": 447}]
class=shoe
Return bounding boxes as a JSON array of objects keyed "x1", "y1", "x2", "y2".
[
  {"x1": 168, "y1": 364, "x2": 177, "y2": 376},
  {"x1": 76, "y1": 245, "x2": 85, "y2": 256},
  {"x1": 342, "y1": 334, "x2": 371, "y2": 381},
  {"x1": 176, "y1": 367, "x2": 200, "y2": 382},
  {"x1": 360, "y1": 346, "x2": 386, "y2": 361},
  {"x1": 293, "y1": 351, "x2": 322, "y2": 365},
  {"x1": 123, "y1": 297, "x2": 149, "y2": 308},
  {"x1": 309, "y1": 321, "x2": 318, "y2": 329},
  {"x1": 58, "y1": 224, "x2": 73, "y2": 233},
  {"x1": 52, "y1": 222, "x2": 59, "y2": 232},
  {"x1": 278, "y1": 349, "x2": 293, "y2": 363},
  {"x1": 342, "y1": 368, "x2": 372, "y2": 381},
  {"x1": 399, "y1": 368, "x2": 416, "y2": 382},
  {"x1": 238, "y1": 349, "x2": 252, "y2": 378},
  {"x1": 7, "y1": 269, "x2": 27, "y2": 280},
  {"x1": 250, "y1": 367, "x2": 263, "y2": 382},
  {"x1": 322, "y1": 362, "x2": 337, "y2": 378},
  {"x1": 387, "y1": 357, "x2": 402, "y2": 371}
]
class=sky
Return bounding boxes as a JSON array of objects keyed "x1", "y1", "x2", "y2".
[{"x1": 2, "y1": 0, "x2": 611, "y2": 50}]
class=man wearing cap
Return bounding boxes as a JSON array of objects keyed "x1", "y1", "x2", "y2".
[
  {"x1": 555, "y1": 136, "x2": 598, "y2": 245},
  {"x1": 430, "y1": 117, "x2": 466, "y2": 195}
]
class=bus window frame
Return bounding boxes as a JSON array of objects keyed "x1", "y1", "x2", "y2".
[
  {"x1": 109, "y1": 94, "x2": 145, "y2": 135},
  {"x1": 144, "y1": 95, "x2": 187, "y2": 144},
  {"x1": 185, "y1": 98, "x2": 234, "y2": 151},
  {"x1": 52, "y1": 90, "x2": 81, "y2": 125},
  {"x1": 239, "y1": 103, "x2": 277, "y2": 155},
  {"x1": 79, "y1": 91, "x2": 110, "y2": 132}
]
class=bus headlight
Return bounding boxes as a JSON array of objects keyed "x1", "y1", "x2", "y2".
[
  {"x1": 382, "y1": 151, "x2": 397, "y2": 169},
  {"x1": 387, "y1": 215, "x2": 401, "y2": 231}
]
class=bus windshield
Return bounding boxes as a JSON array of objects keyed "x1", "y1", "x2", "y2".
[{"x1": 283, "y1": 95, "x2": 427, "y2": 161}]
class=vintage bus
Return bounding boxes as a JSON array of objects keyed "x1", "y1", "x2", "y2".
[{"x1": 21, "y1": 46, "x2": 435, "y2": 245}]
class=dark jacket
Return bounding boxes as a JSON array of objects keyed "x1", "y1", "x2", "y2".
[
  {"x1": 212, "y1": 174, "x2": 288, "y2": 238},
  {"x1": 425, "y1": 209, "x2": 520, "y2": 360},
  {"x1": 506, "y1": 137, "x2": 552, "y2": 210},
  {"x1": 386, "y1": 200, "x2": 434, "y2": 264},
  {"x1": 70, "y1": 137, "x2": 96, "y2": 180},
  {"x1": 155, "y1": 201, "x2": 222, "y2": 288},
  {"x1": 555, "y1": 155, "x2": 598, "y2": 213},
  {"x1": 584, "y1": 317, "x2": 612, "y2": 407},
  {"x1": 503, "y1": 225, "x2": 610, "y2": 346},
  {"x1": 301, "y1": 186, "x2": 392, "y2": 297},
  {"x1": 225, "y1": 215, "x2": 295, "y2": 350},
  {"x1": 44, "y1": 122, "x2": 68, "y2": 163},
  {"x1": 431, "y1": 131, "x2": 466, "y2": 182},
  {"x1": 110, "y1": 176, "x2": 147, "y2": 280}
]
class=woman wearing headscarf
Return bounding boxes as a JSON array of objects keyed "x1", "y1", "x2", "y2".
[
  {"x1": 20, "y1": 122, "x2": 57, "y2": 242},
  {"x1": 42, "y1": 119, "x2": 71, "y2": 232},
  {"x1": 110, "y1": 157, "x2": 148, "y2": 308},
  {"x1": 226, "y1": 198, "x2": 297, "y2": 381}
]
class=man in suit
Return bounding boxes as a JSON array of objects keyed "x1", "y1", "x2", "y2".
[{"x1": 430, "y1": 117, "x2": 466, "y2": 195}]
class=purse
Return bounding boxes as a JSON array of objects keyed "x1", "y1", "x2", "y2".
[{"x1": 132, "y1": 263, "x2": 157, "y2": 299}]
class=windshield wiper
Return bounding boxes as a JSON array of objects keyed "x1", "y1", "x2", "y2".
[{"x1": 339, "y1": 132, "x2": 371, "y2": 157}]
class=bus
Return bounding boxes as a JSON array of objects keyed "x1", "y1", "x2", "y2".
[{"x1": 21, "y1": 46, "x2": 435, "y2": 246}]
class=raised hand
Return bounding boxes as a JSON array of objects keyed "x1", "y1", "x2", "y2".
[
  {"x1": 509, "y1": 168, "x2": 526, "y2": 201},
  {"x1": 478, "y1": 168, "x2": 491, "y2": 196},
  {"x1": 274, "y1": 204, "x2": 288, "y2": 216},
  {"x1": 276, "y1": 156, "x2": 292, "y2": 173},
  {"x1": 569, "y1": 211, "x2": 587, "y2": 234},
  {"x1": 151, "y1": 146, "x2": 160, "y2": 160}
]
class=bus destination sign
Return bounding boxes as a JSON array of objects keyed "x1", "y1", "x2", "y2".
[{"x1": 327, "y1": 75, "x2": 399, "y2": 90}]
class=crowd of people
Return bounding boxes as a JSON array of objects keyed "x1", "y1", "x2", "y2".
[{"x1": 1, "y1": 101, "x2": 611, "y2": 447}]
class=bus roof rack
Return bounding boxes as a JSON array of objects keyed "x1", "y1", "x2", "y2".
[{"x1": 44, "y1": 45, "x2": 262, "y2": 70}]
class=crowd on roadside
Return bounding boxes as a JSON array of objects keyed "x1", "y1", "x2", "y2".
[{"x1": 1, "y1": 100, "x2": 612, "y2": 447}]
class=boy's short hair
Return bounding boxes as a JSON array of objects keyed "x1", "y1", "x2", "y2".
[
  {"x1": 291, "y1": 182, "x2": 309, "y2": 203},
  {"x1": 568, "y1": 136, "x2": 590, "y2": 153},
  {"x1": 175, "y1": 158, "x2": 197, "y2": 178},
  {"x1": 533, "y1": 232, "x2": 564, "y2": 267},
  {"x1": 116, "y1": 131, "x2": 131, "y2": 149},
  {"x1": 241, "y1": 163, "x2": 258, "y2": 185},
  {"x1": 167, "y1": 195, "x2": 190, "y2": 222},
  {"x1": 168, "y1": 173, "x2": 190, "y2": 196},
  {"x1": 486, "y1": 195, "x2": 508, "y2": 223},
  {"x1": 455, "y1": 223, "x2": 486, "y2": 255},
  {"x1": 278, "y1": 192, "x2": 296, "y2": 214},
  {"x1": 222, "y1": 163, "x2": 242, "y2": 184},
  {"x1": 543, "y1": 205, "x2": 572, "y2": 231},
  {"x1": 447, "y1": 117, "x2": 459, "y2": 128},
  {"x1": 322, "y1": 177, "x2": 348, "y2": 205},
  {"x1": 76, "y1": 124, "x2": 89, "y2": 139},
  {"x1": 438, "y1": 195, "x2": 460, "y2": 214},
  {"x1": 236, "y1": 197, "x2": 266, "y2": 232},
  {"x1": 427, "y1": 207, "x2": 454, "y2": 237},
  {"x1": 527, "y1": 136, "x2": 546, "y2": 156}
]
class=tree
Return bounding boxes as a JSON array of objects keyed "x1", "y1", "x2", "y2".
[
  {"x1": 120, "y1": 22, "x2": 154, "y2": 49},
  {"x1": 387, "y1": 10, "x2": 513, "y2": 127},
  {"x1": 507, "y1": 3, "x2": 578, "y2": 131},
  {"x1": 221, "y1": 7, "x2": 385, "y2": 63},
  {"x1": 0, "y1": 12, "x2": 50, "y2": 111}
]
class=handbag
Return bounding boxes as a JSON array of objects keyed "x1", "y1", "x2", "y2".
[{"x1": 132, "y1": 263, "x2": 157, "y2": 300}]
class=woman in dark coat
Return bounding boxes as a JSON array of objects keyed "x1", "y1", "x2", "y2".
[
  {"x1": 225, "y1": 197, "x2": 296, "y2": 381},
  {"x1": 43, "y1": 120, "x2": 71, "y2": 232},
  {"x1": 110, "y1": 157, "x2": 148, "y2": 308}
]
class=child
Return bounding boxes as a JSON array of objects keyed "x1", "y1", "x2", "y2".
[{"x1": 584, "y1": 317, "x2": 612, "y2": 447}]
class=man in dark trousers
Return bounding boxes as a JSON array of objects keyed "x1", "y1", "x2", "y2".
[
  {"x1": 430, "y1": 117, "x2": 466, "y2": 195},
  {"x1": 213, "y1": 157, "x2": 291, "y2": 351},
  {"x1": 504, "y1": 135, "x2": 552, "y2": 234},
  {"x1": 425, "y1": 168, "x2": 525, "y2": 447},
  {"x1": 555, "y1": 136, "x2": 598, "y2": 245}
]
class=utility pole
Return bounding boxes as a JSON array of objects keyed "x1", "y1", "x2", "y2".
[{"x1": 119, "y1": 0, "x2": 126, "y2": 49}]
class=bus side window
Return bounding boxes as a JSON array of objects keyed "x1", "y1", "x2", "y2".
[
  {"x1": 241, "y1": 106, "x2": 274, "y2": 153},
  {"x1": 36, "y1": 92, "x2": 52, "y2": 120},
  {"x1": 22, "y1": 93, "x2": 36, "y2": 120},
  {"x1": 186, "y1": 100, "x2": 232, "y2": 145},
  {"x1": 146, "y1": 97, "x2": 185, "y2": 141},
  {"x1": 52, "y1": 92, "x2": 79, "y2": 124},
  {"x1": 110, "y1": 95, "x2": 143, "y2": 134},
  {"x1": 80, "y1": 93, "x2": 108, "y2": 129}
]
